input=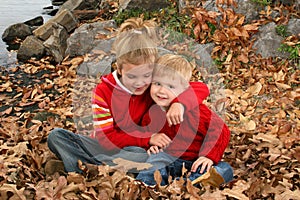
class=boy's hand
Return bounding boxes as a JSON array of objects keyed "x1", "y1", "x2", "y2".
[
  {"x1": 167, "y1": 103, "x2": 184, "y2": 126},
  {"x1": 149, "y1": 133, "x2": 171, "y2": 148},
  {"x1": 147, "y1": 145, "x2": 163, "y2": 155},
  {"x1": 191, "y1": 156, "x2": 213, "y2": 174}
]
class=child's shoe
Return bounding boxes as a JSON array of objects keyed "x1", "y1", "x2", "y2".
[
  {"x1": 44, "y1": 159, "x2": 65, "y2": 176},
  {"x1": 191, "y1": 167, "x2": 225, "y2": 187}
]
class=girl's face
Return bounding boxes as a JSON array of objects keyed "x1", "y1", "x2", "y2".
[
  {"x1": 150, "y1": 75, "x2": 187, "y2": 108},
  {"x1": 118, "y1": 62, "x2": 153, "y2": 95}
]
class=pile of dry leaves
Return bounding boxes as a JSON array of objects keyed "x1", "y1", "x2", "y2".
[{"x1": 0, "y1": 0, "x2": 299, "y2": 199}]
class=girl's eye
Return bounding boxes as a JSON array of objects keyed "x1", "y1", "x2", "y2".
[
  {"x1": 127, "y1": 75, "x2": 136, "y2": 79},
  {"x1": 168, "y1": 85, "x2": 175, "y2": 89},
  {"x1": 144, "y1": 73, "x2": 152, "y2": 78},
  {"x1": 153, "y1": 82, "x2": 161, "y2": 86}
]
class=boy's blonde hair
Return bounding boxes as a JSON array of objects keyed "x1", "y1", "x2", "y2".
[
  {"x1": 154, "y1": 54, "x2": 193, "y2": 85},
  {"x1": 113, "y1": 18, "x2": 158, "y2": 68}
]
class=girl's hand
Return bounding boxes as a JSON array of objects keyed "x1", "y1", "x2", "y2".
[
  {"x1": 147, "y1": 146, "x2": 163, "y2": 155},
  {"x1": 167, "y1": 103, "x2": 184, "y2": 126},
  {"x1": 149, "y1": 133, "x2": 171, "y2": 148},
  {"x1": 191, "y1": 156, "x2": 213, "y2": 174}
]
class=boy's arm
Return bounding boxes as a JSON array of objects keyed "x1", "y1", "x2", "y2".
[{"x1": 197, "y1": 104, "x2": 230, "y2": 164}]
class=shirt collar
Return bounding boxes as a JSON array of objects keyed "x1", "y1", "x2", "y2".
[{"x1": 112, "y1": 70, "x2": 133, "y2": 94}]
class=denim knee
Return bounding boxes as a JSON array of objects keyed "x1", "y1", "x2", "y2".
[
  {"x1": 214, "y1": 161, "x2": 234, "y2": 183},
  {"x1": 189, "y1": 161, "x2": 233, "y2": 184},
  {"x1": 47, "y1": 128, "x2": 61, "y2": 147},
  {"x1": 137, "y1": 168, "x2": 169, "y2": 186},
  {"x1": 47, "y1": 128, "x2": 77, "y2": 159},
  {"x1": 47, "y1": 128, "x2": 68, "y2": 147}
]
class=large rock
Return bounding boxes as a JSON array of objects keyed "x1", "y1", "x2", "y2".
[
  {"x1": 76, "y1": 50, "x2": 115, "y2": 76},
  {"x1": 17, "y1": 36, "x2": 45, "y2": 62},
  {"x1": 24, "y1": 16, "x2": 44, "y2": 27},
  {"x1": 192, "y1": 43, "x2": 215, "y2": 70},
  {"x1": 252, "y1": 22, "x2": 289, "y2": 58},
  {"x1": 66, "y1": 20, "x2": 117, "y2": 57},
  {"x1": 57, "y1": 0, "x2": 101, "y2": 14},
  {"x1": 203, "y1": 0, "x2": 261, "y2": 24},
  {"x1": 33, "y1": 9, "x2": 77, "y2": 41},
  {"x1": 234, "y1": 0, "x2": 260, "y2": 23},
  {"x1": 178, "y1": 0, "x2": 201, "y2": 13},
  {"x1": 33, "y1": 21, "x2": 56, "y2": 41},
  {"x1": 276, "y1": 0, "x2": 299, "y2": 6},
  {"x1": 73, "y1": 10, "x2": 99, "y2": 21},
  {"x1": 2, "y1": 23, "x2": 32, "y2": 43},
  {"x1": 43, "y1": 23, "x2": 69, "y2": 63},
  {"x1": 287, "y1": 18, "x2": 300, "y2": 37},
  {"x1": 119, "y1": 0, "x2": 170, "y2": 11},
  {"x1": 52, "y1": 0, "x2": 68, "y2": 6}
]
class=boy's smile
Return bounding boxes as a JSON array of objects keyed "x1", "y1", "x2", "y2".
[{"x1": 151, "y1": 75, "x2": 187, "y2": 108}]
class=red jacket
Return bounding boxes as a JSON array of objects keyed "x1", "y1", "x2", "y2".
[
  {"x1": 91, "y1": 71, "x2": 209, "y2": 152},
  {"x1": 142, "y1": 93, "x2": 230, "y2": 164}
]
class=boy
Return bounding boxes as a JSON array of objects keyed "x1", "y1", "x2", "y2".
[
  {"x1": 136, "y1": 54, "x2": 233, "y2": 186},
  {"x1": 47, "y1": 18, "x2": 209, "y2": 173}
]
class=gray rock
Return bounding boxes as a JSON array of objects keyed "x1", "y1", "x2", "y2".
[
  {"x1": 52, "y1": 0, "x2": 68, "y2": 6},
  {"x1": 192, "y1": 43, "x2": 215, "y2": 71},
  {"x1": 77, "y1": 53, "x2": 114, "y2": 76},
  {"x1": 203, "y1": 0, "x2": 260, "y2": 24},
  {"x1": 33, "y1": 9, "x2": 77, "y2": 41},
  {"x1": 234, "y1": 0, "x2": 260, "y2": 23},
  {"x1": 2, "y1": 23, "x2": 32, "y2": 43},
  {"x1": 24, "y1": 16, "x2": 44, "y2": 27},
  {"x1": 66, "y1": 24, "x2": 97, "y2": 57},
  {"x1": 119, "y1": 0, "x2": 170, "y2": 11},
  {"x1": 73, "y1": 10, "x2": 99, "y2": 21},
  {"x1": 52, "y1": 9, "x2": 78, "y2": 32},
  {"x1": 17, "y1": 36, "x2": 45, "y2": 62},
  {"x1": 33, "y1": 21, "x2": 56, "y2": 41},
  {"x1": 276, "y1": 0, "x2": 298, "y2": 6},
  {"x1": 287, "y1": 18, "x2": 300, "y2": 37},
  {"x1": 252, "y1": 22, "x2": 290, "y2": 58},
  {"x1": 57, "y1": 0, "x2": 101, "y2": 14},
  {"x1": 43, "y1": 23, "x2": 69, "y2": 63},
  {"x1": 66, "y1": 20, "x2": 116, "y2": 57},
  {"x1": 178, "y1": 0, "x2": 201, "y2": 13}
]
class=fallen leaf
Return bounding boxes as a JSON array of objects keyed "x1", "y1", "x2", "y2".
[
  {"x1": 112, "y1": 158, "x2": 152, "y2": 172},
  {"x1": 222, "y1": 180, "x2": 250, "y2": 200},
  {"x1": 0, "y1": 184, "x2": 26, "y2": 200},
  {"x1": 275, "y1": 82, "x2": 291, "y2": 90},
  {"x1": 2, "y1": 107, "x2": 12, "y2": 115},
  {"x1": 154, "y1": 170, "x2": 162, "y2": 186},
  {"x1": 246, "y1": 82, "x2": 262, "y2": 96}
]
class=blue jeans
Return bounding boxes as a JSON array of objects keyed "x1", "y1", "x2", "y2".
[
  {"x1": 47, "y1": 128, "x2": 148, "y2": 173},
  {"x1": 136, "y1": 152, "x2": 233, "y2": 186}
]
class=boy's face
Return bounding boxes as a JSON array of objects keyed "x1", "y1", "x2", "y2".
[
  {"x1": 150, "y1": 75, "x2": 187, "y2": 108},
  {"x1": 118, "y1": 62, "x2": 153, "y2": 95}
]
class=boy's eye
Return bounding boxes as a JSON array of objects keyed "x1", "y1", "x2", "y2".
[
  {"x1": 153, "y1": 82, "x2": 161, "y2": 86},
  {"x1": 168, "y1": 85, "x2": 175, "y2": 89}
]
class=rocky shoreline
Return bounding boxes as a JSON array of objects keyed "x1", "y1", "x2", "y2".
[{"x1": 1, "y1": 0, "x2": 299, "y2": 77}]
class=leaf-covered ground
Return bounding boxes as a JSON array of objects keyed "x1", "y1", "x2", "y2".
[{"x1": 0, "y1": 1, "x2": 299, "y2": 199}]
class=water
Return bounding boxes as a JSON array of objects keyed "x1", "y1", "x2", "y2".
[{"x1": 0, "y1": 0, "x2": 52, "y2": 67}]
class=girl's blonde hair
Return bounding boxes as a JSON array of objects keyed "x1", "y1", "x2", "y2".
[
  {"x1": 154, "y1": 54, "x2": 193, "y2": 85},
  {"x1": 113, "y1": 18, "x2": 158, "y2": 68},
  {"x1": 118, "y1": 17, "x2": 158, "y2": 42}
]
